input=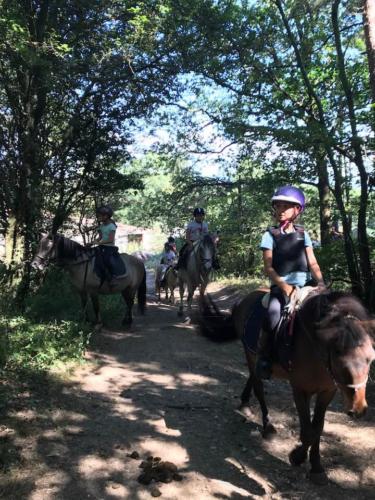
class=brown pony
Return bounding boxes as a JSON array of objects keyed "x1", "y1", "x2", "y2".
[
  {"x1": 32, "y1": 233, "x2": 146, "y2": 327},
  {"x1": 155, "y1": 265, "x2": 178, "y2": 303},
  {"x1": 201, "y1": 289, "x2": 375, "y2": 484}
]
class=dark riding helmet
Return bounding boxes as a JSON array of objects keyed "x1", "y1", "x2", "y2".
[
  {"x1": 96, "y1": 205, "x2": 113, "y2": 217},
  {"x1": 167, "y1": 236, "x2": 175, "y2": 243},
  {"x1": 193, "y1": 207, "x2": 205, "y2": 216}
]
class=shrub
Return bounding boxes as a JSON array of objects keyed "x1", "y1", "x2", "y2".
[{"x1": 0, "y1": 316, "x2": 90, "y2": 371}]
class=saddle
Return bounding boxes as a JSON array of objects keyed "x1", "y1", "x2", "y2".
[
  {"x1": 243, "y1": 286, "x2": 317, "y2": 371},
  {"x1": 93, "y1": 246, "x2": 127, "y2": 284}
]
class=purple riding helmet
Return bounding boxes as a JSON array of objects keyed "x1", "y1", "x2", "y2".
[{"x1": 271, "y1": 186, "x2": 305, "y2": 212}]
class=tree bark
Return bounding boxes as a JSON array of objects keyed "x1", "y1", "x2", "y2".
[
  {"x1": 315, "y1": 150, "x2": 331, "y2": 245},
  {"x1": 363, "y1": 0, "x2": 375, "y2": 116}
]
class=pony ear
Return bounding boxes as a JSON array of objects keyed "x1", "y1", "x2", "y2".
[{"x1": 360, "y1": 320, "x2": 375, "y2": 341}]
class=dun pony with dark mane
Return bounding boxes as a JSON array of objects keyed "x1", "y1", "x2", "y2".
[
  {"x1": 32, "y1": 233, "x2": 146, "y2": 327},
  {"x1": 177, "y1": 234, "x2": 216, "y2": 317},
  {"x1": 155, "y1": 266, "x2": 178, "y2": 303},
  {"x1": 201, "y1": 289, "x2": 375, "y2": 484}
]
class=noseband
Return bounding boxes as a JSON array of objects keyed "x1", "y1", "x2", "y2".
[
  {"x1": 300, "y1": 307, "x2": 370, "y2": 392},
  {"x1": 33, "y1": 245, "x2": 57, "y2": 267}
]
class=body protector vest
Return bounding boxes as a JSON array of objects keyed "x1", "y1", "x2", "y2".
[{"x1": 268, "y1": 225, "x2": 308, "y2": 276}]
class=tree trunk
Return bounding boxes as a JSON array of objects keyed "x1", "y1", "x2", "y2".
[
  {"x1": 364, "y1": 0, "x2": 375, "y2": 114},
  {"x1": 363, "y1": 0, "x2": 375, "y2": 310},
  {"x1": 4, "y1": 215, "x2": 24, "y2": 266},
  {"x1": 315, "y1": 152, "x2": 331, "y2": 245}
]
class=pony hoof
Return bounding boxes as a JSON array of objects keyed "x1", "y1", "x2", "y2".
[
  {"x1": 237, "y1": 405, "x2": 253, "y2": 419},
  {"x1": 177, "y1": 310, "x2": 184, "y2": 317},
  {"x1": 289, "y1": 446, "x2": 307, "y2": 466},
  {"x1": 262, "y1": 423, "x2": 277, "y2": 439},
  {"x1": 309, "y1": 471, "x2": 328, "y2": 485}
]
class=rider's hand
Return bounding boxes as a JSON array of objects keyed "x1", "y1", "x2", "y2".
[
  {"x1": 316, "y1": 280, "x2": 326, "y2": 292},
  {"x1": 282, "y1": 284, "x2": 295, "y2": 298}
]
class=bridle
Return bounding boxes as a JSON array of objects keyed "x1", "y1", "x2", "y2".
[
  {"x1": 299, "y1": 308, "x2": 370, "y2": 392},
  {"x1": 33, "y1": 236, "x2": 92, "y2": 269},
  {"x1": 33, "y1": 243, "x2": 57, "y2": 268},
  {"x1": 195, "y1": 238, "x2": 214, "y2": 281},
  {"x1": 325, "y1": 316, "x2": 369, "y2": 392}
]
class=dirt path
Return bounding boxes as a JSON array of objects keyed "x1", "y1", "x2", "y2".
[{"x1": 0, "y1": 272, "x2": 374, "y2": 499}]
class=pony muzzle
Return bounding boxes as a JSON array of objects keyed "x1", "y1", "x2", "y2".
[
  {"x1": 31, "y1": 258, "x2": 46, "y2": 271},
  {"x1": 342, "y1": 387, "x2": 368, "y2": 418}
]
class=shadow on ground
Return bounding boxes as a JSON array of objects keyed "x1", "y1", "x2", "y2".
[{"x1": 0, "y1": 281, "x2": 374, "y2": 499}]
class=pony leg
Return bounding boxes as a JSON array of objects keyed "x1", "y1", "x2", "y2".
[
  {"x1": 289, "y1": 388, "x2": 312, "y2": 467},
  {"x1": 252, "y1": 376, "x2": 276, "y2": 438},
  {"x1": 186, "y1": 285, "x2": 195, "y2": 312},
  {"x1": 308, "y1": 390, "x2": 335, "y2": 483},
  {"x1": 80, "y1": 291, "x2": 90, "y2": 322},
  {"x1": 178, "y1": 282, "x2": 185, "y2": 316},
  {"x1": 121, "y1": 290, "x2": 134, "y2": 327},
  {"x1": 155, "y1": 280, "x2": 160, "y2": 302},
  {"x1": 244, "y1": 351, "x2": 276, "y2": 438},
  {"x1": 239, "y1": 374, "x2": 253, "y2": 418},
  {"x1": 199, "y1": 282, "x2": 207, "y2": 299},
  {"x1": 90, "y1": 294, "x2": 102, "y2": 325},
  {"x1": 239, "y1": 350, "x2": 254, "y2": 411}
]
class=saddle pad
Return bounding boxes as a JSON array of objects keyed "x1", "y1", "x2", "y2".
[
  {"x1": 93, "y1": 248, "x2": 126, "y2": 282},
  {"x1": 242, "y1": 295, "x2": 266, "y2": 353},
  {"x1": 110, "y1": 253, "x2": 126, "y2": 277}
]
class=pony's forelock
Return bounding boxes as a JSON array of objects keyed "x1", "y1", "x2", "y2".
[{"x1": 314, "y1": 291, "x2": 370, "y2": 349}]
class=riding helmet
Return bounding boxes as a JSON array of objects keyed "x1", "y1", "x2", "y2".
[
  {"x1": 96, "y1": 205, "x2": 113, "y2": 217},
  {"x1": 271, "y1": 186, "x2": 305, "y2": 212},
  {"x1": 193, "y1": 207, "x2": 205, "y2": 216}
]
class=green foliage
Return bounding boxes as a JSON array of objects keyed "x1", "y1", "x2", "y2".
[
  {"x1": 0, "y1": 268, "x2": 91, "y2": 371},
  {"x1": 314, "y1": 240, "x2": 350, "y2": 288},
  {"x1": 24, "y1": 269, "x2": 82, "y2": 322},
  {"x1": 315, "y1": 236, "x2": 375, "y2": 291},
  {"x1": 218, "y1": 234, "x2": 262, "y2": 278},
  {"x1": 117, "y1": 153, "x2": 177, "y2": 229},
  {"x1": 0, "y1": 316, "x2": 90, "y2": 371}
]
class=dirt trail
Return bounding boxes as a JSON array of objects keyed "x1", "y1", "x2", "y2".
[{"x1": 0, "y1": 272, "x2": 374, "y2": 499}]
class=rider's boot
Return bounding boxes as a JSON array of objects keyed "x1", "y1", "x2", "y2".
[{"x1": 255, "y1": 326, "x2": 273, "y2": 379}]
